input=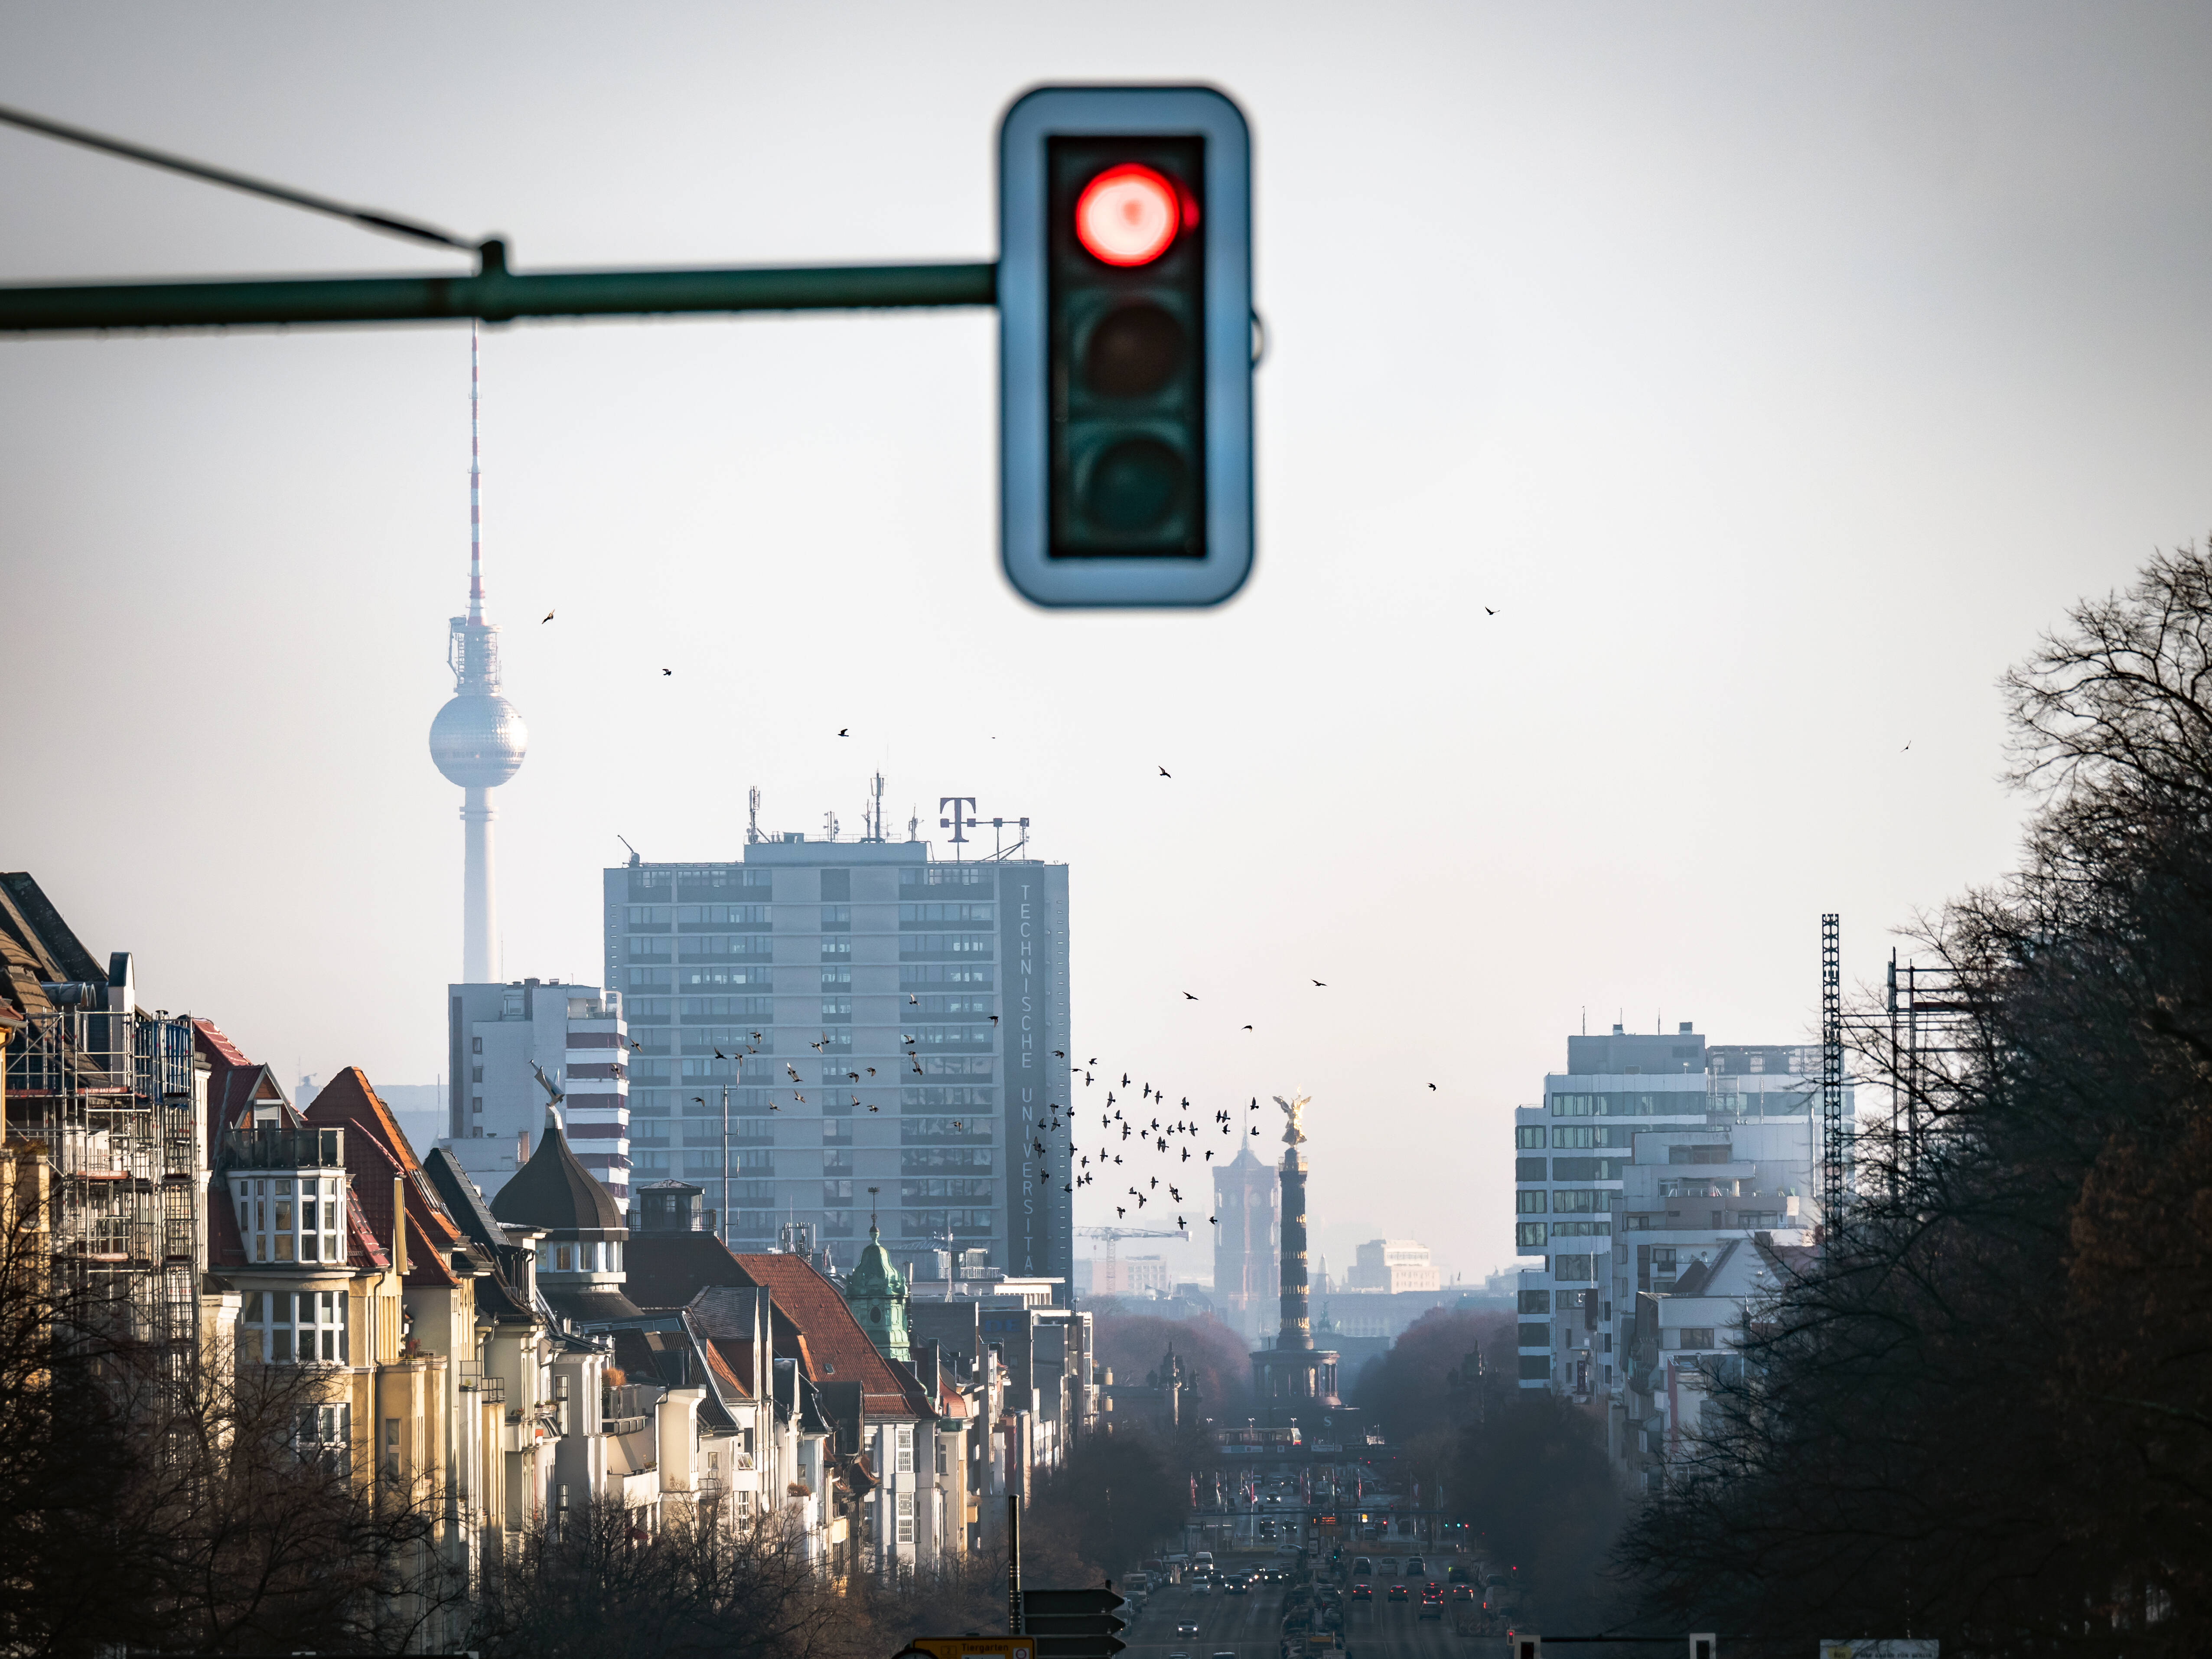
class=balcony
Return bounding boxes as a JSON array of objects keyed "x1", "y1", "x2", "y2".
[
  {"x1": 603, "y1": 1382, "x2": 655, "y2": 1435},
  {"x1": 224, "y1": 1127, "x2": 345, "y2": 1169},
  {"x1": 458, "y1": 1364, "x2": 507, "y2": 1404}
]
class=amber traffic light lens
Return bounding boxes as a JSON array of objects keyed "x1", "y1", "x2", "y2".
[{"x1": 1084, "y1": 303, "x2": 1186, "y2": 399}]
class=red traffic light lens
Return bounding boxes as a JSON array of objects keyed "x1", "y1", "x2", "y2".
[{"x1": 1075, "y1": 164, "x2": 1188, "y2": 266}]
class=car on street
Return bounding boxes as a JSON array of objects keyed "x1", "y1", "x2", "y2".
[
  {"x1": 1387, "y1": 1584, "x2": 1409, "y2": 1603},
  {"x1": 1404, "y1": 1555, "x2": 1425, "y2": 1576},
  {"x1": 1226, "y1": 1580, "x2": 1248, "y2": 1597},
  {"x1": 1350, "y1": 1584, "x2": 1373, "y2": 1602},
  {"x1": 1191, "y1": 1581, "x2": 1211, "y2": 1596},
  {"x1": 1177, "y1": 1623, "x2": 1201, "y2": 1638},
  {"x1": 1351, "y1": 1557, "x2": 1372, "y2": 1576},
  {"x1": 1418, "y1": 1598, "x2": 1442, "y2": 1620},
  {"x1": 1445, "y1": 1565, "x2": 1471, "y2": 1583},
  {"x1": 1378, "y1": 1559, "x2": 1399, "y2": 1577}
]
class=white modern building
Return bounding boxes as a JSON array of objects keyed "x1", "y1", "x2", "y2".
[
  {"x1": 1512, "y1": 1023, "x2": 1834, "y2": 1409},
  {"x1": 1075, "y1": 1254, "x2": 1173, "y2": 1298},
  {"x1": 444, "y1": 978, "x2": 631, "y2": 1211},
  {"x1": 1343, "y1": 1238, "x2": 1441, "y2": 1294}
]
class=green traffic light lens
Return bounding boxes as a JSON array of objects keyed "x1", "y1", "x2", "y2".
[
  {"x1": 1084, "y1": 438, "x2": 1187, "y2": 533},
  {"x1": 1085, "y1": 303, "x2": 1186, "y2": 399}
]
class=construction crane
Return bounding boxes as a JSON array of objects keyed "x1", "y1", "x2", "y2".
[{"x1": 1076, "y1": 1223, "x2": 1188, "y2": 1261}]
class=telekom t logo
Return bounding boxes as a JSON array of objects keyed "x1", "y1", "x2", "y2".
[{"x1": 938, "y1": 797, "x2": 978, "y2": 844}]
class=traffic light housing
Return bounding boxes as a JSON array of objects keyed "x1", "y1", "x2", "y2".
[
  {"x1": 1021, "y1": 1587, "x2": 1128, "y2": 1659},
  {"x1": 999, "y1": 85, "x2": 1254, "y2": 607}
]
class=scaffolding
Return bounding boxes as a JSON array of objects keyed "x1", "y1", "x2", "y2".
[
  {"x1": 1821, "y1": 913, "x2": 1845, "y2": 1230},
  {"x1": 5, "y1": 1006, "x2": 203, "y2": 1383},
  {"x1": 1882, "y1": 949, "x2": 1975, "y2": 1194}
]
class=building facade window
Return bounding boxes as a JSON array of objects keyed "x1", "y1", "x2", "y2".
[
  {"x1": 295, "y1": 1402, "x2": 351, "y2": 1471},
  {"x1": 896, "y1": 1490, "x2": 915, "y2": 1544},
  {"x1": 232, "y1": 1175, "x2": 343, "y2": 1264},
  {"x1": 240, "y1": 1288, "x2": 349, "y2": 1364}
]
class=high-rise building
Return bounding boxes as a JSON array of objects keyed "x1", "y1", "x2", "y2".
[
  {"x1": 1211, "y1": 1141, "x2": 1278, "y2": 1343},
  {"x1": 602, "y1": 824, "x2": 1072, "y2": 1291},
  {"x1": 444, "y1": 978, "x2": 629, "y2": 1211},
  {"x1": 427, "y1": 328, "x2": 526, "y2": 984},
  {"x1": 1512, "y1": 1022, "x2": 1832, "y2": 1401}
]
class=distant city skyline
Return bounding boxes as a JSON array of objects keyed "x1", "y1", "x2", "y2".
[{"x1": 7, "y1": 2, "x2": 2208, "y2": 1273}]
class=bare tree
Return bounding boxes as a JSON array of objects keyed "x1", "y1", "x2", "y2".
[{"x1": 1621, "y1": 543, "x2": 2212, "y2": 1655}]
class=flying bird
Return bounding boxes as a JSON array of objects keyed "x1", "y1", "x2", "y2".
[
  {"x1": 1183, "y1": 992, "x2": 1198, "y2": 1001},
  {"x1": 1158, "y1": 766, "x2": 1171, "y2": 777},
  {"x1": 661, "y1": 668, "x2": 672, "y2": 676},
  {"x1": 542, "y1": 609, "x2": 555, "y2": 624},
  {"x1": 1242, "y1": 1024, "x2": 1253, "y2": 1031},
  {"x1": 1312, "y1": 979, "x2": 1326, "y2": 987},
  {"x1": 837, "y1": 728, "x2": 850, "y2": 737},
  {"x1": 909, "y1": 994, "x2": 919, "y2": 1004},
  {"x1": 1428, "y1": 1083, "x2": 1438, "y2": 1091},
  {"x1": 714, "y1": 1049, "x2": 727, "y2": 1060},
  {"x1": 1484, "y1": 606, "x2": 1495, "y2": 616}
]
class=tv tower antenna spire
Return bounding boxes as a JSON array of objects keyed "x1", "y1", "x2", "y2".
[{"x1": 468, "y1": 319, "x2": 484, "y2": 626}]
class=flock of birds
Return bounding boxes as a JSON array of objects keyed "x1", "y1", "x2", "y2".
[{"x1": 639, "y1": 978, "x2": 1429, "y2": 1236}]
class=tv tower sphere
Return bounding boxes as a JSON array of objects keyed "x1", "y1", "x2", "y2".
[{"x1": 429, "y1": 687, "x2": 527, "y2": 788}]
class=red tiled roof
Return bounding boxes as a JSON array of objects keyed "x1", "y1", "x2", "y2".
[
  {"x1": 703, "y1": 1340, "x2": 750, "y2": 1400},
  {"x1": 193, "y1": 1020, "x2": 295, "y2": 1160},
  {"x1": 707, "y1": 1336, "x2": 757, "y2": 1399},
  {"x1": 305, "y1": 1067, "x2": 461, "y2": 1287},
  {"x1": 730, "y1": 1254, "x2": 923, "y2": 1419},
  {"x1": 193, "y1": 1019, "x2": 249, "y2": 1069}
]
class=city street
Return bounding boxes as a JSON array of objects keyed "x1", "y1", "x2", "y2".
[{"x1": 1121, "y1": 1572, "x2": 1512, "y2": 1659}]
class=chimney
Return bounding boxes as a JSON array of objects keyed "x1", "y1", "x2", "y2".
[{"x1": 392, "y1": 1175, "x2": 409, "y2": 1274}]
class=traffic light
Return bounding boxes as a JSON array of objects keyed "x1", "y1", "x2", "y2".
[
  {"x1": 999, "y1": 85, "x2": 1254, "y2": 607},
  {"x1": 1022, "y1": 1587, "x2": 1128, "y2": 1659}
]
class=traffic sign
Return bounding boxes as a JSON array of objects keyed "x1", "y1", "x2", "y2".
[
  {"x1": 1020, "y1": 1587, "x2": 1129, "y2": 1659},
  {"x1": 998, "y1": 85, "x2": 1254, "y2": 607},
  {"x1": 899, "y1": 1641, "x2": 1036, "y2": 1659}
]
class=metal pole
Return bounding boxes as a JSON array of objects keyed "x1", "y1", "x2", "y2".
[
  {"x1": 0, "y1": 244, "x2": 997, "y2": 333},
  {"x1": 721, "y1": 1082, "x2": 731, "y2": 1249},
  {"x1": 1008, "y1": 1493, "x2": 1024, "y2": 1634}
]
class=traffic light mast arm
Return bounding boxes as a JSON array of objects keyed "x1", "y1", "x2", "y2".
[{"x1": 0, "y1": 241, "x2": 997, "y2": 333}]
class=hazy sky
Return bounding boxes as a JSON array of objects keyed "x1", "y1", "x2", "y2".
[{"x1": 6, "y1": 2, "x2": 2211, "y2": 1283}]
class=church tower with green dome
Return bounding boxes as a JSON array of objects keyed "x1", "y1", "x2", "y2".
[{"x1": 846, "y1": 1221, "x2": 911, "y2": 1362}]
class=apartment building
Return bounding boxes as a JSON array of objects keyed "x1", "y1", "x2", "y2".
[{"x1": 1512, "y1": 1023, "x2": 1832, "y2": 1428}]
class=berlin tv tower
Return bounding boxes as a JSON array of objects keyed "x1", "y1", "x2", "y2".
[{"x1": 428, "y1": 324, "x2": 527, "y2": 983}]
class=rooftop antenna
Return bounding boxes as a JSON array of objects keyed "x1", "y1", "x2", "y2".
[
  {"x1": 907, "y1": 805, "x2": 919, "y2": 842},
  {"x1": 823, "y1": 810, "x2": 840, "y2": 842},
  {"x1": 863, "y1": 771, "x2": 886, "y2": 843},
  {"x1": 747, "y1": 786, "x2": 762, "y2": 845},
  {"x1": 616, "y1": 834, "x2": 641, "y2": 869}
]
